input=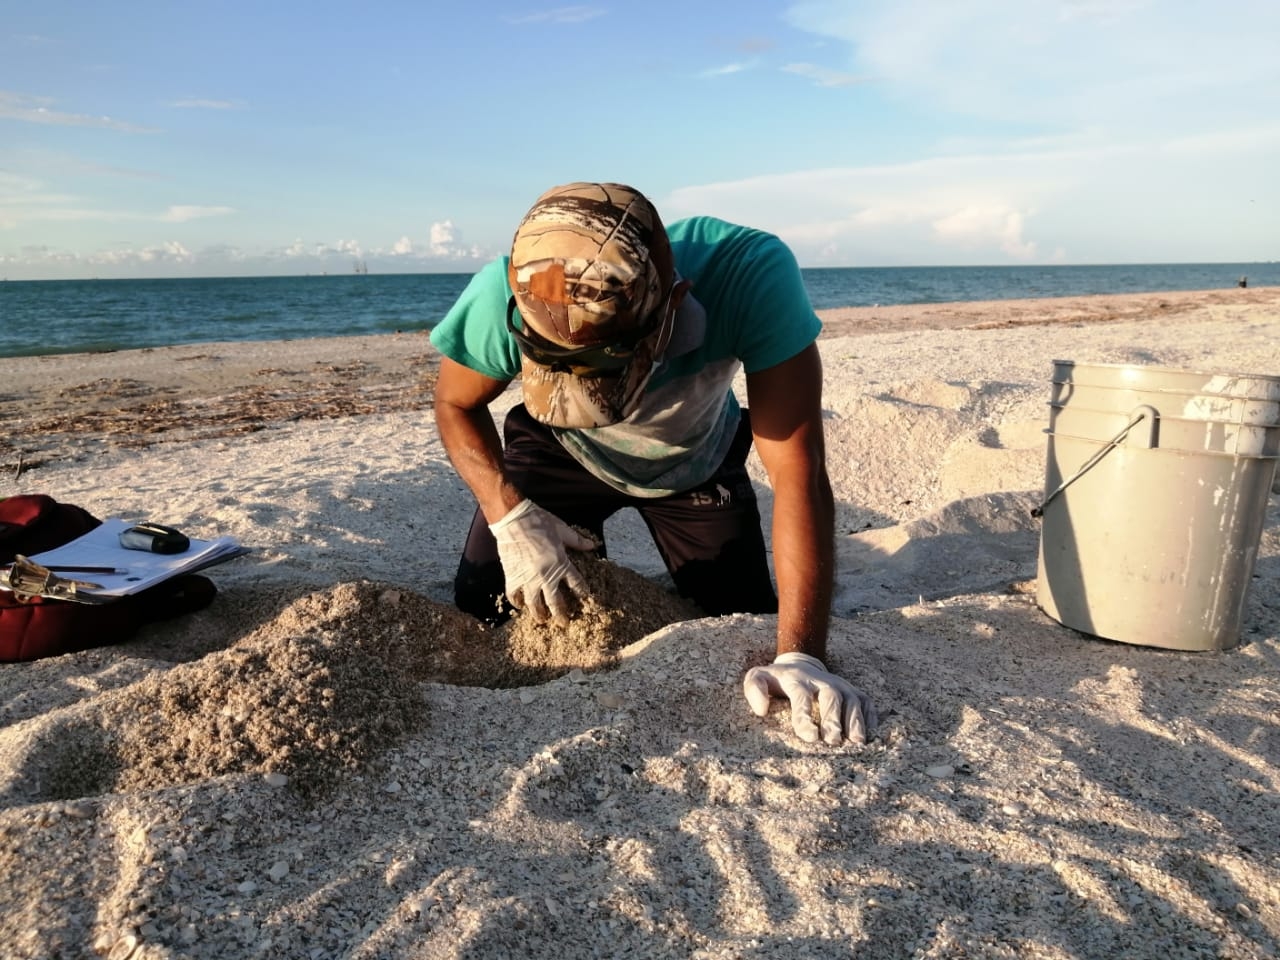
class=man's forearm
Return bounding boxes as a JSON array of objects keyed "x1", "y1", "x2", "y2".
[
  {"x1": 435, "y1": 402, "x2": 523, "y2": 523},
  {"x1": 771, "y1": 468, "x2": 835, "y2": 660}
]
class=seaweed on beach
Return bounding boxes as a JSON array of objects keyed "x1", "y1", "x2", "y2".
[{"x1": 5, "y1": 364, "x2": 439, "y2": 462}]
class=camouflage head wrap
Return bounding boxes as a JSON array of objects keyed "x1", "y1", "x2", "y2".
[{"x1": 507, "y1": 182, "x2": 675, "y2": 429}]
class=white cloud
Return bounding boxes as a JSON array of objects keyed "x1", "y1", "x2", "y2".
[
  {"x1": 0, "y1": 228, "x2": 489, "y2": 279},
  {"x1": 659, "y1": 121, "x2": 1275, "y2": 264},
  {"x1": 161, "y1": 205, "x2": 235, "y2": 222},
  {"x1": 783, "y1": 0, "x2": 1280, "y2": 130},
  {"x1": 313, "y1": 239, "x2": 364, "y2": 258},
  {"x1": 378, "y1": 227, "x2": 481, "y2": 261},
  {"x1": 0, "y1": 90, "x2": 154, "y2": 132},
  {"x1": 629, "y1": 3, "x2": 1280, "y2": 265},
  {"x1": 781, "y1": 62, "x2": 864, "y2": 88},
  {"x1": 0, "y1": 171, "x2": 60, "y2": 221},
  {"x1": 0, "y1": 174, "x2": 121, "y2": 226},
  {"x1": 931, "y1": 206, "x2": 1037, "y2": 260},
  {"x1": 137, "y1": 241, "x2": 193, "y2": 263},
  {"x1": 429, "y1": 220, "x2": 482, "y2": 258},
  {"x1": 83, "y1": 241, "x2": 194, "y2": 267},
  {"x1": 0, "y1": 188, "x2": 238, "y2": 228},
  {"x1": 699, "y1": 61, "x2": 757, "y2": 79},
  {"x1": 1, "y1": 224, "x2": 498, "y2": 277},
  {"x1": 0, "y1": 244, "x2": 77, "y2": 267}
]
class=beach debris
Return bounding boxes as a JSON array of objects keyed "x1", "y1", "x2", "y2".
[{"x1": 10, "y1": 361, "x2": 440, "y2": 460}]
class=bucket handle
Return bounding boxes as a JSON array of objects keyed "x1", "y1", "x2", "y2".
[{"x1": 1031, "y1": 406, "x2": 1157, "y2": 518}]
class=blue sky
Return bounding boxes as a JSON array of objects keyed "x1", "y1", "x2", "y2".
[{"x1": 2, "y1": 1, "x2": 1277, "y2": 280}]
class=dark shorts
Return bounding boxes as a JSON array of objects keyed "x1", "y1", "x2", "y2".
[{"x1": 454, "y1": 404, "x2": 779, "y2": 623}]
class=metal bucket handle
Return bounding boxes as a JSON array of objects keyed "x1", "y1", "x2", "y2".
[{"x1": 1032, "y1": 405, "x2": 1158, "y2": 518}]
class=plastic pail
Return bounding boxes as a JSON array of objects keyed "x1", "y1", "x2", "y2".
[{"x1": 1035, "y1": 360, "x2": 1280, "y2": 651}]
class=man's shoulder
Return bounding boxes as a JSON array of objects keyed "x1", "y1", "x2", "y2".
[
  {"x1": 668, "y1": 216, "x2": 795, "y2": 268},
  {"x1": 668, "y1": 215, "x2": 768, "y2": 246},
  {"x1": 472, "y1": 256, "x2": 511, "y2": 291},
  {"x1": 668, "y1": 217, "x2": 802, "y2": 300},
  {"x1": 665, "y1": 215, "x2": 817, "y2": 366}
]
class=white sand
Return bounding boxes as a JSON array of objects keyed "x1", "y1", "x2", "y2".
[{"x1": 1, "y1": 288, "x2": 1278, "y2": 959}]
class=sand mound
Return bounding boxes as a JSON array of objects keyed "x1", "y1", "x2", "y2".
[
  {"x1": 823, "y1": 379, "x2": 1045, "y2": 533},
  {"x1": 836, "y1": 491, "x2": 1043, "y2": 614},
  {"x1": 505, "y1": 551, "x2": 701, "y2": 676},
  {"x1": 0, "y1": 557, "x2": 697, "y2": 803}
]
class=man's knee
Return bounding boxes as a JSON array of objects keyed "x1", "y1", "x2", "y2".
[
  {"x1": 454, "y1": 558, "x2": 515, "y2": 626},
  {"x1": 671, "y1": 548, "x2": 778, "y2": 616}
]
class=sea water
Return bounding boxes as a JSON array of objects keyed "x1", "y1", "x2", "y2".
[{"x1": 0, "y1": 262, "x2": 1273, "y2": 360}]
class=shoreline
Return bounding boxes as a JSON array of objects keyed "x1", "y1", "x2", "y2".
[{"x1": 2, "y1": 283, "x2": 1275, "y2": 361}]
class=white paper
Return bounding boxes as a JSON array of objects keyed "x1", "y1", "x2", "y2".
[{"x1": 13, "y1": 518, "x2": 247, "y2": 598}]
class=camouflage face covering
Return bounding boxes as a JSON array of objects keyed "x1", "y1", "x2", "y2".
[{"x1": 507, "y1": 182, "x2": 674, "y2": 429}]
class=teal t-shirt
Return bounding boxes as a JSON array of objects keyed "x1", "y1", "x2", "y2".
[{"x1": 430, "y1": 216, "x2": 821, "y2": 496}]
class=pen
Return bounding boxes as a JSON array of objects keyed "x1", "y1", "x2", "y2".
[{"x1": 2, "y1": 565, "x2": 128, "y2": 574}]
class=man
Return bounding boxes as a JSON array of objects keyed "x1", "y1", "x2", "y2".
[{"x1": 429, "y1": 182, "x2": 876, "y2": 745}]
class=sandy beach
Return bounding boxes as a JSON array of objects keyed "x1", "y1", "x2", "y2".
[{"x1": 2, "y1": 285, "x2": 1279, "y2": 959}]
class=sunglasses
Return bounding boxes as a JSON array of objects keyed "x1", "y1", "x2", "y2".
[{"x1": 506, "y1": 288, "x2": 676, "y2": 376}]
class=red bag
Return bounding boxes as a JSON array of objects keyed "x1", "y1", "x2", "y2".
[{"x1": 1, "y1": 494, "x2": 217, "y2": 662}]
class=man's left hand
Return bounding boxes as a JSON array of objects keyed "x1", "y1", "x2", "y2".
[{"x1": 743, "y1": 652, "x2": 878, "y2": 745}]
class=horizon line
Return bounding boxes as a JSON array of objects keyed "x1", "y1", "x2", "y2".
[{"x1": 3, "y1": 259, "x2": 1275, "y2": 284}]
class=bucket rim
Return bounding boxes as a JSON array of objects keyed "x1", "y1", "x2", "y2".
[{"x1": 1051, "y1": 358, "x2": 1280, "y2": 387}]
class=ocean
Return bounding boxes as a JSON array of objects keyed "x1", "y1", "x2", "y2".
[{"x1": 0, "y1": 262, "x2": 1273, "y2": 360}]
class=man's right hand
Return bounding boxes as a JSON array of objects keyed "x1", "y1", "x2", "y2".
[{"x1": 488, "y1": 499, "x2": 598, "y2": 621}]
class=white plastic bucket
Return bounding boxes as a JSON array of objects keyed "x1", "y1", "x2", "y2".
[{"x1": 1036, "y1": 360, "x2": 1280, "y2": 651}]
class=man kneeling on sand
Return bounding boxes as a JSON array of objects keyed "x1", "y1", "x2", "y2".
[{"x1": 429, "y1": 182, "x2": 876, "y2": 746}]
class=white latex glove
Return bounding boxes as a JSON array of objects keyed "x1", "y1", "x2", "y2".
[
  {"x1": 743, "y1": 652, "x2": 878, "y2": 745},
  {"x1": 488, "y1": 499, "x2": 598, "y2": 622}
]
